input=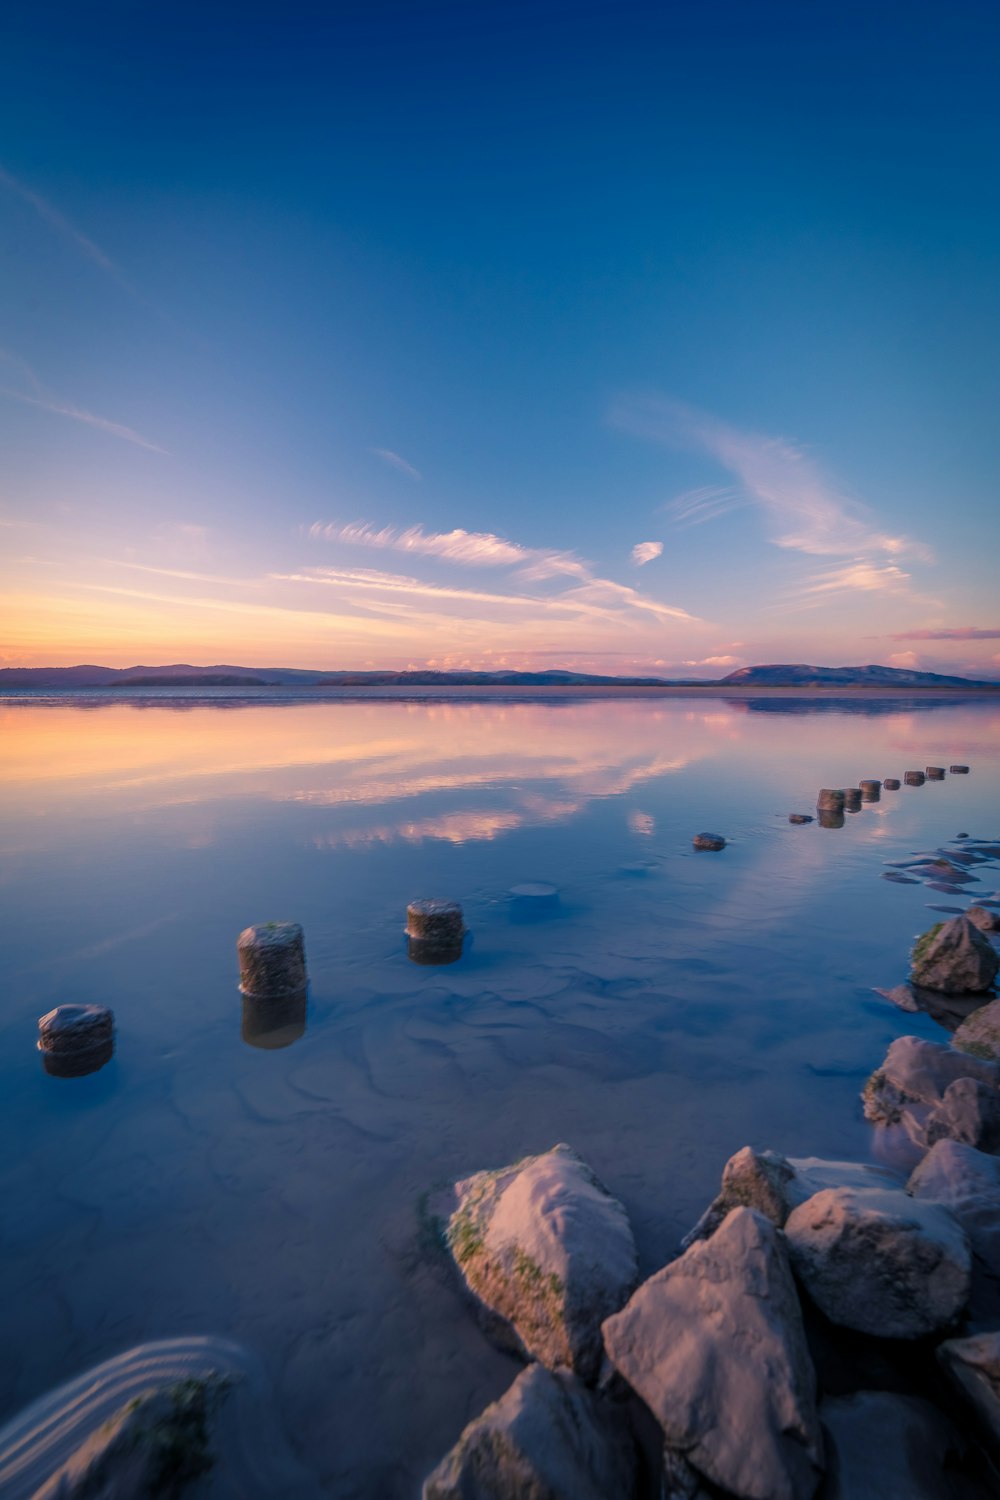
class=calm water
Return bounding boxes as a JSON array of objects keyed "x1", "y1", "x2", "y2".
[{"x1": 1, "y1": 691, "x2": 998, "y2": 1495}]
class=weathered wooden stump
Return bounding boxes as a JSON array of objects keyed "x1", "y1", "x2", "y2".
[
  {"x1": 859, "y1": 780, "x2": 882, "y2": 801},
  {"x1": 237, "y1": 923, "x2": 307, "y2": 998},
  {"x1": 406, "y1": 899, "x2": 465, "y2": 964},
  {"x1": 926, "y1": 766, "x2": 946, "y2": 780},
  {"x1": 883, "y1": 778, "x2": 901, "y2": 790},
  {"x1": 904, "y1": 771, "x2": 926, "y2": 786}
]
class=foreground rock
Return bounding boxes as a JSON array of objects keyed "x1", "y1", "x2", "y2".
[
  {"x1": 784, "y1": 1185, "x2": 970, "y2": 1338},
  {"x1": 819, "y1": 1390, "x2": 963, "y2": 1500},
  {"x1": 938, "y1": 1330, "x2": 1000, "y2": 1450},
  {"x1": 966, "y1": 904, "x2": 1000, "y2": 933},
  {"x1": 862, "y1": 1035, "x2": 1000, "y2": 1147},
  {"x1": 422, "y1": 1364, "x2": 637, "y2": 1500},
  {"x1": 910, "y1": 915, "x2": 999, "y2": 993},
  {"x1": 0, "y1": 1337, "x2": 321, "y2": 1500},
  {"x1": 603, "y1": 1208, "x2": 823, "y2": 1500},
  {"x1": 953, "y1": 998, "x2": 1000, "y2": 1062},
  {"x1": 908, "y1": 1139, "x2": 1000, "y2": 1269},
  {"x1": 445, "y1": 1144, "x2": 637, "y2": 1382},
  {"x1": 681, "y1": 1147, "x2": 902, "y2": 1247}
]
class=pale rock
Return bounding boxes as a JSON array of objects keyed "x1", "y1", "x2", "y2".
[
  {"x1": 953, "y1": 998, "x2": 1000, "y2": 1063},
  {"x1": 421, "y1": 1364, "x2": 638, "y2": 1500},
  {"x1": 602, "y1": 1208, "x2": 823, "y2": 1500},
  {"x1": 862, "y1": 1035, "x2": 1000, "y2": 1147},
  {"x1": 925, "y1": 1078, "x2": 1000, "y2": 1153},
  {"x1": 446, "y1": 1144, "x2": 637, "y2": 1382},
  {"x1": 910, "y1": 915, "x2": 998, "y2": 993},
  {"x1": 818, "y1": 1390, "x2": 962, "y2": 1500},
  {"x1": 908, "y1": 1139, "x2": 1000, "y2": 1270},
  {"x1": 967, "y1": 904, "x2": 1000, "y2": 933},
  {"x1": 784, "y1": 1185, "x2": 970, "y2": 1338},
  {"x1": 937, "y1": 1330, "x2": 1000, "y2": 1450},
  {"x1": 682, "y1": 1148, "x2": 902, "y2": 1248}
]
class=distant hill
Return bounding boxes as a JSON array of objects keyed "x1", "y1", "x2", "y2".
[
  {"x1": 720, "y1": 663, "x2": 994, "y2": 688},
  {"x1": 1, "y1": 661, "x2": 996, "y2": 690}
]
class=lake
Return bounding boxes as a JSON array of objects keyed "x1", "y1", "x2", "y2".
[{"x1": 1, "y1": 689, "x2": 998, "y2": 1496}]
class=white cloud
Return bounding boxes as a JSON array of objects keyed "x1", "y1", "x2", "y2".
[
  {"x1": 369, "y1": 448, "x2": 422, "y2": 480},
  {"x1": 0, "y1": 385, "x2": 167, "y2": 454},
  {"x1": 887, "y1": 650, "x2": 920, "y2": 668},
  {"x1": 0, "y1": 163, "x2": 119, "y2": 275},
  {"x1": 613, "y1": 394, "x2": 934, "y2": 567},
  {"x1": 309, "y1": 520, "x2": 532, "y2": 568},
  {"x1": 631, "y1": 541, "x2": 663, "y2": 565},
  {"x1": 309, "y1": 519, "x2": 699, "y2": 623}
]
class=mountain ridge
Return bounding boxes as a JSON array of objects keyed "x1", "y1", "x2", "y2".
[{"x1": 1, "y1": 662, "x2": 997, "y2": 689}]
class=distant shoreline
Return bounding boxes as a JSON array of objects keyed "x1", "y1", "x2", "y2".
[{"x1": 3, "y1": 683, "x2": 999, "y2": 702}]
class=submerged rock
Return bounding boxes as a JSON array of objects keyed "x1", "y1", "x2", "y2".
[
  {"x1": 692, "y1": 832, "x2": 726, "y2": 851},
  {"x1": 36, "y1": 1004, "x2": 114, "y2": 1079},
  {"x1": 784, "y1": 1185, "x2": 970, "y2": 1338},
  {"x1": 938, "y1": 1330, "x2": 1000, "y2": 1450},
  {"x1": 908, "y1": 1139, "x2": 1000, "y2": 1270},
  {"x1": 789, "y1": 813, "x2": 814, "y2": 824},
  {"x1": 0, "y1": 1337, "x2": 321, "y2": 1500},
  {"x1": 445, "y1": 1144, "x2": 637, "y2": 1382},
  {"x1": 603, "y1": 1208, "x2": 823, "y2": 1500},
  {"x1": 910, "y1": 916, "x2": 998, "y2": 994},
  {"x1": 421, "y1": 1364, "x2": 637, "y2": 1500},
  {"x1": 953, "y1": 999, "x2": 1000, "y2": 1062},
  {"x1": 877, "y1": 980, "x2": 985, "y2": 1034},
  {"x1": 818, "y1": 1390, "x2": 963, "y2": 1500}
]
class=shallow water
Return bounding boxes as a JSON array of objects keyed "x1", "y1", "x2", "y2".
[{"x1": 0, "y1": 691, "x2": 998, "y2": 1495}]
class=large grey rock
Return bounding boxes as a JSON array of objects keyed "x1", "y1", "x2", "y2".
[
  {"x1": 925, "y1": 1078, "x2": 1000, "y2": 1153},
  {"x1": 953, "y1": 998, "x2": 1000, "y2": 1062},
  {"x1": 784, "y1": 1185, "x2": 970, "y2": 1338},
  {"x1": 908, "y1": 1139, "x2": 1000, "y2": 1270},
  {"x1": 602, "y1": 1208, "x2": 823, "y2": 1500},
  {"x1": 445, "y1": 1144, "x2": 637, "y2": 1382},
  {"x1": 910, "y1": 916, "x2": 998, "y2": 993},
  {"x1": 818, "y1": 1391, "x2": 962, "y2": 1500},
  {"x1": 862, "y1": 1035, "x2": 1000, "y2": 1146},
  {"x1": 0, "y1": 1337, "x2": 321, "y2": 1500},
  {"x1": 937, "y1": 1330, "x2": 1000, "y2": 1450},
  {"x1": 421, "y1": 1364, "x2": 638, "y2": 1500},
  {"x1": 682, "y1": 1148, "x2": 902, "y2": 1248}
]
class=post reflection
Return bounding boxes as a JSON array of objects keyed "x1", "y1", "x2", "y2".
[{"x1": 241, "y1": 990, "x2": 308, "y2": 1050}]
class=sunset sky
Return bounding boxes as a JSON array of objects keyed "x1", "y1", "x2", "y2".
[{"x1": 2, "y1": 1, "x2": 998, "y2": 677}]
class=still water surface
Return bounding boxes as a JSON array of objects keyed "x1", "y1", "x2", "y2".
[{"x1": 1, "y1": 691, "x2": 998, "y2": 1495}]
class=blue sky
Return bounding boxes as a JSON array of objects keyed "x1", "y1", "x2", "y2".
[{"x1": 2, "y1": 0, "x2": 999, "y2": 673}]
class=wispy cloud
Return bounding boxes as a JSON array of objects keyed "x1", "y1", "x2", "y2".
[
  {"x1": 890, "y1": 626, "x2": 1000, "y2": 641},
  {"x1": 0, "y1": 386, "x2": 167, "y2": 454},
  {"x1": 0, "y1": 163, "x2": 123, "y2": 280},
  {"x1": 665, "y1": 485, "x2": 743, "y2": 528},
  {"x1": 309, "y1": 520, "x2": 533, "y2": 568},
  {"x1": 612, "y1": 395, "x2": 934, "y2": 573},
  {"x1": 369, "y1": 448, "x2": 421, "y2": 480},
  {"x1": 308, "y1": 517, "x2": 701, "y2": 628},
  {"x1": 631, "y1": 541, "x2": 663, "y2": 566},
  {"x1": 785, "y1": 559, "x2": 914, "y2": 607}
]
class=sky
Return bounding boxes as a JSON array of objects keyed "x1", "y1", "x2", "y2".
[{"x1": 1, "y1": 0, "x2": 999, "y2": 677}]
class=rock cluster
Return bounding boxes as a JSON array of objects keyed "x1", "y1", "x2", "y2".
[{"x1": 422, "y1": 809, "x2": 1000, "y2": 1498}]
